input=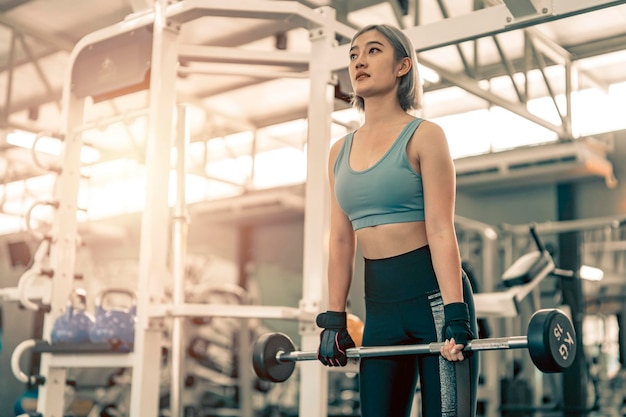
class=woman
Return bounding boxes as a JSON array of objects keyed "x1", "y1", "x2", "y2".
[{"x1": 316, "y1": 24, "x2": 479, "y2": 417}]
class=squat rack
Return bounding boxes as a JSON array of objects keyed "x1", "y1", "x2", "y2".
[{"x1": 34, "y1": 1, "x2": 353, "y2": 416}]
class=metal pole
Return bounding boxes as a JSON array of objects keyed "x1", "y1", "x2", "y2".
[
  {"x1": 557, "y1": 183, "x2": 588, "y2": 416},
  {"x1": 299, "y1": 7, "x2": 336, "y2": 417},
  {"x1": 170, "y1": 104, "x2": 190, "y2": 417},
  {"x1": 130, "y1": 0, "x2": 179, "y2": 413}
]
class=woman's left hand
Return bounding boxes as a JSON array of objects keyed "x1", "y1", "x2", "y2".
[{"x1": 440, "y1": 337, "x2": 466, "y2": 362}]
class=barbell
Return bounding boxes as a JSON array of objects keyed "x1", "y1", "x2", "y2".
[{"x1": 253, "y1": 308, "x2": 576, "y2": 383}]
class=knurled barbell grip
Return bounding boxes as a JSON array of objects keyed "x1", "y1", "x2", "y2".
[{"x1": 277, "y1": 335, "x2": 529, "y2": 363}]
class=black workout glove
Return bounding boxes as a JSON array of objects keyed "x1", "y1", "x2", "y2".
[
  {"x1": 316, "y1": 311, "x2": 355, "y2": 367},
  {"x1": 442, "y1": 302, "x2": 475, "y2": 348}
]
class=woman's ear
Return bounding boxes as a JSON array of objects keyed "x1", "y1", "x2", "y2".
[{"x1": 397, "y1": 57, "x2": 412, "y2": 77}]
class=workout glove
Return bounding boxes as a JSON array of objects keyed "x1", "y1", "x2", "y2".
[
  {"x1": 442, "y1": 302, "x2": 475, "y2": 348},
  {"x1": 316, "y1": 311, "x2": 355, "y2": 367}
]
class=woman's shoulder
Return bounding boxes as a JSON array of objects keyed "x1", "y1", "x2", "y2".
[
  {"x1": 329, "y1": 134, "x2": 349, "y2": 161},
  {"x1": 408, "y1": 118, "x2": 449, "y2": 157},
  {"x1": 413, "y1": 118, "x2": 445, "y2": 137}
]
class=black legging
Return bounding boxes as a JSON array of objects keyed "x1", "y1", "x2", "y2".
[{"x1": 359, "y1": 245, "x2": 479, "y2": 417}]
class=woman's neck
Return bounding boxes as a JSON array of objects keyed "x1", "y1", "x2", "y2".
[{"x1": 362, "y1": 95, "x2": 410, "y2": 129}]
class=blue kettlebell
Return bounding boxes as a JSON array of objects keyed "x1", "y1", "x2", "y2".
[
  {"x1": 51, "y1": 288, "x2": 94, "y2": 344},
  {"x1": 89, "y1": 288, "x2": 137, "y2": 351}
]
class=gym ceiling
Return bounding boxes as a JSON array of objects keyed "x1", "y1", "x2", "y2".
[{"x1": 0, "y1": 0, "x2": 625, "y2": 188}]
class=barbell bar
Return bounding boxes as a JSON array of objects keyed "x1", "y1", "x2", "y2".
[{"x1": 253, "y1": 308, "x2": 576, "y2": 383}]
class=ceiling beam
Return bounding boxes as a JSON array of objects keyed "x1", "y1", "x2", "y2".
[
  {"x1": 419, "y1": 56, "x2": 566, "y2": 136},
  {"x1": 330, "y1": 0, "x2": 626, "y2": 69},
  {"x1": 0, "y1": 14, "x2": 75, "y2": 52},
  {"x1": 566, "y1": 32, "x2": 626, "y2": 59}
]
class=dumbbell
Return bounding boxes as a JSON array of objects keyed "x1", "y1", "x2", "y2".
[{"x1": 253, "y1": 308, "x2": 576, "y2": 382}]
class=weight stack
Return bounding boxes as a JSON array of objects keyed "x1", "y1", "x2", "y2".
[{"x1": 500, "y1": 377, "x2": 533, "y2": 417}]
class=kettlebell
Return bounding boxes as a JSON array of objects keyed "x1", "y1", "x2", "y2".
[
  {"x1": 51, "y1": 288, "x2": 94, "y2": 344},
  {"x1": 89, "y1": 288, "x2": 137, "y2": 351}
]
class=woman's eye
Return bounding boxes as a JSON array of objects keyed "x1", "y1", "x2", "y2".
[
  {"x1": 349, "y1": 54, "x2": 357, "y2": 60},
  {"x1": 369, "y1": 47, "x2": 380, "y2": 54}
]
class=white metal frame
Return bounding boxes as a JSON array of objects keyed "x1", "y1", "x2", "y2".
[{"x1": 34, "y1": 1, "x2": 353, "y2": 416}]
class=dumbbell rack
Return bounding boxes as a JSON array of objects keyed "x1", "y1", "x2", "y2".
[{"x1": 28, "y1": 2, "x2": 352, "y2": 417}]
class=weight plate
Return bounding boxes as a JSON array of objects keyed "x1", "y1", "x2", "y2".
[
  {"x1": 527, "y1": 309, "x2": 577, "y2": 373},
  {"x1": 252, "y1": 332, "x2": 296, "y2": 383}
]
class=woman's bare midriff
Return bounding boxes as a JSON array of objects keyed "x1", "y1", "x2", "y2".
[{"x1": 356, "y1": 221, "x2": 428, "y2": 260}]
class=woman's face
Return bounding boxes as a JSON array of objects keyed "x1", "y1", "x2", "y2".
[{"x1": 348, "y1": 30, "x2": 405, "y2": 101}]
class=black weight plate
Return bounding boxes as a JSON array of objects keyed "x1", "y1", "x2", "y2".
[
  {"x1": 527, "y1": 309, "x2": 577, "y2": 373},
  {"x1": 252, "y1": 332, "x2": 296, "y2": 383}
]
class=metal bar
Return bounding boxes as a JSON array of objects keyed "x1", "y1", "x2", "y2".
[
  {"x1": 503, "y1": 0, "x2": 539, "y2": 18},
  {"x1": 278, "y1": 336, "x2": 530, "y2": 362},
  {"x1": 2, "y1": 29, "x2": 16, "y2": 121},
  {"x1": 70, "y1": 107, "x2": 149, "y2": 134},
  {"x1": 169, "y1": 104, "x2": 190, "y2": 417},
  {"x1": 36, "y1": 5, "x2": 90, "y2": 411},
  {"x1": 46, "y1": 353, "x2": 135, "y2": 368},
  {"x1": 418, "y1": 56, "x2": 565, "y2": 135},
  {"x1": 492, "y1": 36, "x2": 526, "y2": 103},
  {"x1": 16, "y1": 33, "x2": 60, "y2": 111},
  {"x1": 0, "y1": 14, "x2": 75, "y2": 52},
  {"x1": 148, "y1": 302, "x2": 315, "y2": 320},
  {"x1": 502, "y1": 215, "x2": 626, "y2": 236},
  {"x1": 299, "y1": 8, "x2": 336, "y2": 417},
  {"x1": 178, "y1": 44, "x2": 309, "y2": 67},
  {"x1": 329, "y1": 0, "x2": 626, "y2": 70},
  {"x1": 436, "y1": 0, "x2": 473, "y2": 77},
  {"x1": 178, "y1": 65, "x2": 309, "y2": 79},
  {"x1": 67, "y1": 0, "x2": 354, "y2": 64},
  {"x1": 129, "y1": 0, "x2": 177, "y2": 413},
  {"x1": 529, "y1": 41, "x2": 567, "y2": 127}
]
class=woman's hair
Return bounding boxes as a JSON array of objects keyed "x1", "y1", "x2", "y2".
[{"x1": 350, "y1": 24, "x2": 423, "y2": 112}]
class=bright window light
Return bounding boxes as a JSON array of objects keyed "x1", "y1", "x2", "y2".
[
  {"x1": 205, "y1": 156, "x2": 252, "y2": 186},
  {"x1": 419, "y1": 64, "x2": 440, "y2": 84},
  {"x1": 488, "y1": 107, "x2": 558, "y2": 151},
  {"x1": 579, "y1": 265, "x2": 604, "y2": 281},
  {"x1": 6, "y1": 130, "x2": 100, "y2": 164},
  {"x1": 571, "y1": 81, "x2": 626, "y2": 136},
  {"x1": 0, "y1": 213, "x2": 25, "y2": 235},
  {"x1": 253, "y1": 147, "x2": 306, "y2": 189},
  {"x1": 82, "y1": 174, "x2": 147, "y2": 219},
  {"x1": 170, "y1": 170, "x2": 243, "y2": 206},
  {"x1": 184, "y1": 175, "x2": 241, "y2": 202},
  {"x1": 204, "y1": 131, "x2": 254, "y2": 161},
  {"x1": 434, "y1": 110, "x2": 494, "y2": 158},
  {"x1": 6, "y1": 130, "x2": 60, "y2": 154},
  {"x1": 259, "y1": 119, "x2": 308, "y2": 143},
  {"x1": 434, "y1": 80, "x2": 626, "y2": 159}
]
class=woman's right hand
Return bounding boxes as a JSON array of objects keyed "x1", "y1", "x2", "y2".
[{"x1": 316, "y1": 311, "x2": 356, "y2": 366}]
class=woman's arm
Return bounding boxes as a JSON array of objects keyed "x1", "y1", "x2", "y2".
[
  {"x1": 416, "y1": 121, "x2": 463, "y2": 305},
  {"x1": 327, "y1": 139, "x2": 357, "y2": 312}
]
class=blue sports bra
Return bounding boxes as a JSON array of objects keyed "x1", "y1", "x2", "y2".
[{"x1": 334, "y1": 118, "x2": 425, "y2": 231}]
